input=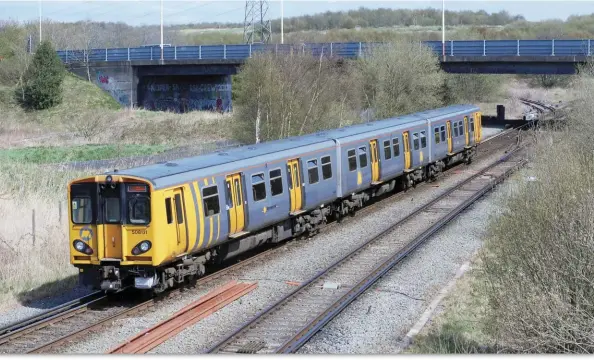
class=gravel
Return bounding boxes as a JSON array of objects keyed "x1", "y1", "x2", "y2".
[
  {"x1": 0, "y1": 285, "x2": 94, "y2": 329},
  {"x1": 297, "y1": 186, "x2": 505, "y2": 354},
  {"x1": 25, "y1": 126, "x2": 504, "y2": 354}
]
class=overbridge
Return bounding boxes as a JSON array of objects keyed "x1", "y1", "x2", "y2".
[{"x1": 57, "y1": 40, "x2": 592, "y2": 111}]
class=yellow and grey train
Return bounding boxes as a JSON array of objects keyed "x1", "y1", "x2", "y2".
[{"x1": 69, "y1": 104, "x2": 482, "y2": 292}]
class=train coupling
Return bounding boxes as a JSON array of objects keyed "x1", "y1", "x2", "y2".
[{"x1": 99, "y1": 265, "x2": 122, "y2": 291}]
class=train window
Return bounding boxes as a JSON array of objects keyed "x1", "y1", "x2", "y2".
[
  {"x1": 174, "y1": 194, "x2": 184, "y2": 224},
  {"x1": 459, "y1": 121, "x2": 464, "y2": 133},
  {"x1": 348, "y1": 149, "x2": 357, "y2": 171},
  {"x1": 434, "y1": 128, "x2": 440, "y2": 144},
  {"x1": 321, "y1": 156, "x2": 332, "y2": 180},
  {"x1": 225, "y1": 181, "x2": 233, "y2": 208},
  {"x1": 308, "y1": 159, "x2": 319, "y2": 184},
  {"x1": 383, "y1": 140, "x2": 392, "y2": 160},
  {"x1": 165, "y1": 198, "x2": 173, "y2": 224},
  {"x1": 270, "y1": 169, "x2": 283, "y2": 196},
  {"x1": 129, "y1": 196, "x2": 150, "y2": 225},
  {"x1": 72, "y1": 197, "x2": 92, "y2": 224},
  {"x1": 453, "y1": 122, "x2": 459, "y2": 137},
  {"x1": 202, "y1": 185, "x2": 220, "y2": 216},
  {"x1": 234, "y1": 179, "x2": 242, "y2": 206},
  {"x1": 392, "y1": 138, "x2": 400, "y2": 157},
  {"x1": 104, "y1": 197, "x2": 120, "y2": 224},
  {"x1": 413, "y1": 133, "x2": 419, "y2": 150},
  {"x1": 420, "y1": 131, "x2": 427, "y2": 148},
  {"x1": 440, "y1": 126, "x2": 446, "y2": 142},
  {"x1": 251, "y1": 174, "x2": 267, "y2": 202},
  {"x1": 470, "y1": 118, "x2": 475, "y2": 132},
  {"x1": 358, "y1": 147, "x2": 368, "y2": 168}
]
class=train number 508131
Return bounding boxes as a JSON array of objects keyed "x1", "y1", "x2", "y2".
[{"x1": 131, "y1": 229, "x2": 148, "y2": 235}]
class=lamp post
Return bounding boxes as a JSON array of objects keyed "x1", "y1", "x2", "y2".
[
  {"x1": 281, "y1": 0, "x2": 284, "y2": 44},
  {"x1": 442, "y1": 0, "x2": 445, "y2": 59},
  {"x1": 160, "y1": 0, "x2": 164, "y2": 60},
  {"x1": 38, "y1": 0, "x2": 42, "y2": 42}
]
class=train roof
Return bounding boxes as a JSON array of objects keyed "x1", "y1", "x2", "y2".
[{"x1": 107, "y1": 104, "x2": 479, "y2": 184}]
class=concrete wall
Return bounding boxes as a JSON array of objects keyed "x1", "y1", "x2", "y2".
[
  {"x1": 68, "y1": 62, "x2": 236, "y2": 112},
  {"x1": 69, "y1": 63, "x2": 136, "y2": 107}
]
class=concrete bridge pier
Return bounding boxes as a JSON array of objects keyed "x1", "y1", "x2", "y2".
[{"x1": 67, "y1": 60, "x2": 239, "y2": 113}]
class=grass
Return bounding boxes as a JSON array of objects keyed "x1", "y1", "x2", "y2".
[
  {"x1": 0, "y1": 144, "x2": 172, "y2": 164},
  {"x1": 407, "y1": 257, "x2": 497, "y2": 354}
]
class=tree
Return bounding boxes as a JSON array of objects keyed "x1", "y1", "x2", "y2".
[{"x1": 21, "y1": 41, "x2": 65, "y2": 110}]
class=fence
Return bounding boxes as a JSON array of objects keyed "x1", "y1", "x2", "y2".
[{"x1": 56, "y1": 39, "x2": 594, "y2": 64}]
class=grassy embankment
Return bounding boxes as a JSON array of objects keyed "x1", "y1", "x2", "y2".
[
  {"x1": 409, "y1": 73, "x2": 590, "y2": 354},
  {"x1": 0, "y1": 73, "x2": 229, "y2": 308}
]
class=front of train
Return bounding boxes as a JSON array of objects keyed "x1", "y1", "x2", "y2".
[{"x1": 68, "y1": 174, "x2": 156, "y2": 292}]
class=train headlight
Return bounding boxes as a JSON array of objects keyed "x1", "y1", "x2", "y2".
[
  {"x1": 132, "y1": 240, "x2": 152, "y2": 255},
  {"x1": 139, "y1": 241, "x2": 150, "y2": 252},
  {"x1": 74, "y1": 240, "x2": 85, "y2": 252},
  {"x1": 73, "y1": 240, "x2": 93, "y2": 255}
]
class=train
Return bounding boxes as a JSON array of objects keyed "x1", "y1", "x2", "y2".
[{"x1": 69, "y1": 104, "x2": 482, "y2": 292}]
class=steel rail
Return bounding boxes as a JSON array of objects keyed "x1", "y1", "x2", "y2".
[
  {"x1": 26, "y1": 245, "x2": 280, "y2": 354},
  {"x1": 208, "y1": 139, "x2": 527, "y2": 354},
  {"x1": 0, "y1": 291, "x2": 105, "y2": 337},
  {"x1": 277, "y1": 152, "x2": 526, "y2": 353}
]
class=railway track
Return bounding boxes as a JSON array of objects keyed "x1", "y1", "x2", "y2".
[
  {"x1": 0, "y1": 243, "x2": 283, "y2": 354},
  {"x1": 208, "y1": 143, "x2": 527, "y2": 354},
  {"x1": 2, "y1": 126, "x2": 525, "y2": 354}
]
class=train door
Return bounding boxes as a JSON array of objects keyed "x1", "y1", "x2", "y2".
[
  {"x1": 225, "y1": 173, "x2": 245, "y2": 235},
  {"x1": 475, "y1": 112, "x2": 482, "y2": 143},
  {"x1": 370, "y1": 139, "x2": 380, "y2": 183},
  {"x1": 402, "y1": 132, "x2": 411, "y2": 170},
  {"x1": 172, "y1": 188, "x2": 188, "y2": 253},
  {"x1": 101, "y1": 183, "x2": 122, "y2": 260},
  {"x1": 287, "y1": 159, "x2": 303, "y2": 213},
  {"x1": 446, "y1": 121, "x2": 453, "y2": 153},
  {"x1": 464, "y1": 116, "x2": 470, "y2": 147}
]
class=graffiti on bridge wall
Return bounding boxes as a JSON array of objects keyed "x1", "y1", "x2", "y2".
[
  {"x1": 140, "y1": 80, "x2": 232, "y2": 113},
  {"x1": 95, "y1": 70, "x2": 130, "y2": 106}
]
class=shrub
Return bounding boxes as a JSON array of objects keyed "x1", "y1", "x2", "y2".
[
  {"x1": 21, "y1": 41, "x2": 65, "y2": 110},
  {"x1": 478, "y1": 63, "x2": 594, "y2": 353},
  {"x1": 356, "y1": 41, "x2": 446, "y2": 119},
  {"x1": 232, "y1": 51, "x2": 362, "y2": 144}
]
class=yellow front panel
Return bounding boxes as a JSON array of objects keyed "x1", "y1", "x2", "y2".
[
  {"x1": 70, "y1": 224, "x2": 98, "y2": 264},
  {"x1": 103, "y1": 224, "x2": 122, "y2": 259}
]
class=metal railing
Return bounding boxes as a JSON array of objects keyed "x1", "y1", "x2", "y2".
[{"x1": 56, "y1": 39, "x2": 594, "y2": 64}]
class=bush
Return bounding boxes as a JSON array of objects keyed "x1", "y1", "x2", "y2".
[
  {"x1": 356, "y1": 41, "x2": 446, "y2": 119},
  {"x1": 445, "y1": 74, "x2": 504, "y2": 103},
  {"x1": 21, "y1": 41, "x2": 65, "y2": 110},
  {"x1": 478, "y1": 65, "x2": 594, "y2": 353},
  {"x1": 232, "y1": 51, "x2": 362, "y2": 144}
]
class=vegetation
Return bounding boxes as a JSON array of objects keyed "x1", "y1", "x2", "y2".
[
  {"x1": 232, "y1": 40, "x2": 504, "y2": 143},
  {"x1": 20, "y1": 41, "x2": 65, "y2": 110},
  {"x1": 410, "y1": 64, "x2": 594, "y2": 354}
]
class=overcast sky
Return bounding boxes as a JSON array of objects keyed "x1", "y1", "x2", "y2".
[{"x1": 2, "y1": 1, "x2": 594, "y2": 26}]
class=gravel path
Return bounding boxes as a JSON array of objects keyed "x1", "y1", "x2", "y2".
[{"x1": 49, "y1": 127, "x2": 508, "y2": 354}]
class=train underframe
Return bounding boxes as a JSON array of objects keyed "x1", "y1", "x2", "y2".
[{"x1": 79, "y1": 146, "x2": 476, "y2": 293}]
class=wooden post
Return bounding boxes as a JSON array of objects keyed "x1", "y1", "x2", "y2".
[{"x1": 32, "y1": 209, "x2": 36, "y2": 245}]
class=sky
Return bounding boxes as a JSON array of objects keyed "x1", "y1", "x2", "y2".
[{"x1": 2, "y1": 0, "x2": 594, "y2": 26}]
